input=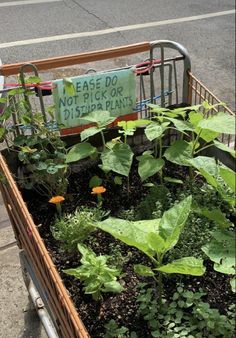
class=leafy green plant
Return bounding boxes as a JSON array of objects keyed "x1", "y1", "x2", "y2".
[
  {"x1": 104, "y1": 319, "x2": 137, "y2": 338},
  {"x1": 136, "y1": 150, "x2": 165, "y2": 182},
  {"x1": 0, "y1": 84, "x2": 69, "y2": 197},
  {"x1": 51, "y1": 207, "x2": 106, "y2": 251},
  {"x1": 136, "y1": 283, "x2": 159, "y2": 336},
  {"x1": 66, "y1": 111, "x2": 135, "y2": 179},
  {"x1": 96, "y1": 196, "x2": 205, "y2": 306},
  {"x1": 148, "y1": 102, "x2": 235, "y2": 180},
  {"x1": 202, "y1": 229, "x2": 235, "y2": 292},
  {"x1": 135, "y1": 185, "x2": 172, "y2": 220},
  {"x1": 118, "y1": 119, "x2": 150, "y2": 144},
  {"x1": 188, "y1": 156, "x2": 235, "y2": 208},
  {"x1": 63, "y1": 244, "x2": 123, "y2": 300},
  {"x1": 16, "y1": 132, "x2": 68, "y2": 196},
  {"x1": 137, "y1": 283, "x2": 235, "y2": 337},
  {"x1": 80, "y1": 110, "x2": 116, "y2": 150}
]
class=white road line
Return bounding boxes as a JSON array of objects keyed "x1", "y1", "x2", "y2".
[
  {"x1": 0, "y1": 9, "x2": 235, "y2": 49},
  {"x1": 0, "y1": 0, "x2": 61, "y2": 7}
]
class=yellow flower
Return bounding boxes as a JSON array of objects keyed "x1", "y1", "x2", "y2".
[
  {"x1": 91, "y1": 186, "x2": 106, "y2": 195},
  {"x1": 49, "y1": 196, "x2": 65, "y2": 204}
]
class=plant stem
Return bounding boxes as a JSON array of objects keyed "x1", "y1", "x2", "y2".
[
  {"x1": 189, "y1": 166, "x2": 194, "y2": 180},
  {"x1": 157, "y1": 273, "x2": 163, "y2": 309},
  {"x1": 195, "y1": 143, "x2": 213, "y2": 155},
  {"x1": 56, "y1": 203, "x2": 62, "y2": 218},
  {"x1": 100, "y1": 131, "x2": 106, "y2": 151},
  {"x1": 154, "y1": 138, "x2": 158, "y2": 158},
  {"x1": 159, "y1": 137, "x2": 163, "y2": 159}
]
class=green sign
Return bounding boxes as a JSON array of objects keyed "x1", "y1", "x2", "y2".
[{"x1": 53, "y1": 68, "x2": 136, "y2": 128}]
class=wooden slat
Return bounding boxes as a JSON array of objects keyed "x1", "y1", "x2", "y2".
[{"x1": 0, "y1": 42, "x2": 150, "y2": 76}]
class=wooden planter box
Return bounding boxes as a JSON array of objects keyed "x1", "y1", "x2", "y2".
[{"x1": 0, "y1": 41, "x2": 234, "y2": 338}]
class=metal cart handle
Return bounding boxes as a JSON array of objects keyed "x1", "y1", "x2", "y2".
[{"x1": 150, "y1": 40, "x2": 191, "y2": 105}]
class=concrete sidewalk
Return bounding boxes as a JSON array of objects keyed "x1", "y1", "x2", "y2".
[{"x1": 0, "y1": 193, "x2": 47, "y2": 338}]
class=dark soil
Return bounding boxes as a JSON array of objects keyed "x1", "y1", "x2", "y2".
[{"x1": 22, "y1": 159, "x2": 235, "y2": 338}]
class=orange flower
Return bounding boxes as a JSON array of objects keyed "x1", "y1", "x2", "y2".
[
  {"x1": 91, "y1": 186, "x2": 106, "y2": 195},
  {"x1": 49, "y1": 196, "x2": 65, "y2": 204}
]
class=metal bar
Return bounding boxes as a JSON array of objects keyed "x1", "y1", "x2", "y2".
[
  {"x1": 19, "y1": 251, "x2": 59, "y2": 338},
  {"x1": 160, "y1": 46, "x2": 165, "y2": 107},
  {"x1": 150, "y1": 40, "x2": 191, "y2": 103},
  {"x1": 29, "y1": 282, "x2": 59, "y2": 338},
  {"x1": 173, "y1": 59, "x2": 179, "y2": 104},
  {"x1": 19, "y1": 64, "x2": 47, "y2": 123},
  {"x1": 0, "y1": 42, "x2": 151, "y2": 76}
]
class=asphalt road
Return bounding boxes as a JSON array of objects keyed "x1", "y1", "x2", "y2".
[{"x1": 0, "y1": 0, "x2": 235, "y2": 109}]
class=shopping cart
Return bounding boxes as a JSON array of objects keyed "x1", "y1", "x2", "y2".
[{"x1": 0, "y1": 40, "x2": 235, "y2": 338}]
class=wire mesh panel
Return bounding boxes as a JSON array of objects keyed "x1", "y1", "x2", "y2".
[{"x1": 188, "y1": 72, "x2": 235, "y2": 148}]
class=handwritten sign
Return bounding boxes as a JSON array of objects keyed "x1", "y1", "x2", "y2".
[{"x1": 52, "y1": 68, "x2": 136, "y2": 129}]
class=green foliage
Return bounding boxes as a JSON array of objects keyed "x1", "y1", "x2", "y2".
[
  {"x1": 117, "y1": 207, "x2": 136, "y2": 221},
  {"x1": 136, "y1": 284, "x2": 159, "y2": 336},
  {"x1": 135, "y1": 185, "x2": 172, "y2": 220},
  {"x1": 63, "y1": 244, "x2": 123, "y2": 300},
  {"x1": 202, "y1": 229, "x2": 235, "y2": 292},
  {"x1": 118, "y1": 119, "x2": 150, "y2": 143},
  {"x1": 101, "y1": 143, "x2": 134, "y2": 177},
  {"x1": 188, "y1": 157, "x2": 235, "y2": 207},
  {"x1": 0, "y1": 81, "x2": 68, "y2": 197},
  {"x1": 66, "y1": 142, "x2": 97, "y2": 163},
  {"x1": 65, "y1": 111, "x2": 136, "y2": 181},
  {"x1": 146, "y1": 102, "x2": 236, "y2": 181},
  {"x1": 108, "y1": 243, "x2": 132, "y2": 269},
  {"x1": 89, "y1": 175, "x2": 103, "y2": 188},
  {"x1": 51, "y1": 207, "x2": 105, "y2": 251},
  {"x1": 104, "y1": 319, "x2": 137, "y2": 338},
  {"x1": 137, "y1": 151, "x2": 165, "y2": 182},
  {"x1": 16, "y1": 131, "x2": 68, "y2": 196},
  {"x1": 96, "y1": 197, "x2": 205, "y2": 304},
  {"x1": 137, "y1": 283, "x2": 235, "y2": 337},
  {"x1": 166, "y1": 212, "x2": 216, "y2": 262}
]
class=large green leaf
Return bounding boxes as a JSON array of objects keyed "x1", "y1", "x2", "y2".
[
  {"x1": 156, "y1": 257, "x2": 205, "y2": 276},
  {"x1": 118, "y1": 119, "x2": 150, "y2": 130},
  {"x1": 187, "y1": 156, "x2": 218, "y2": 176},
  {"x1": 103, "y1": 281, "x2": 124, "y2": 293},
  {"x1": 198, "y1": 168, "x2": 218, "y2": 188},
  {"x1": 189, "y1": 111, "x2": 203, "y2": 127},
  {"x1": 202, "y1": 230, "x2": 235, "y2": 272},
  {"x1": 134, "y1": 264, "x2": 155, "y2": 276},
  {"x1": 147, "y1": 232, "x2": 167, "y2": 254},
  {"x1": 80, "y1": 110, "x2": 116, "y2": 127},
  {"x1": 219, "y1": 167, "x2": 236, "y2": 192},
  {"x1": 63, "y1": 78, "x2": 76, "y2": 95},
  {"x1": 213, "y1": 140, "x2": 236, "y2": 158},
  {"x1": 166, "y1": 118, "x2": 194, "y2": 132},
  {"x1": 194, "y1": 207, "x2": 232, "y2": 228},
  {"x1": 144, "y1": 123, "x2": 167, "y2": 141},
  {"x1": 101, "y1": 143, "x2": 134, "y2": 177},
  {"x1": 198, "y1": 113, "x2": 236, "y2": 134},
  {"x1": 66, "y1": 142, "x2": 97, "y2": 163},
  {"x1": 80, "y1": 126, "x2": 104, "y2": 141},
  {"x1": 164, "y1": 140, "x2": 193, "y2": 166},
  {"x1": 96, "y1": 218, "x2": 160, "y2": 258},
  {"x1": 137, "y1": 154, "x2": 164, "y2": 181},
  {"x1": 158, "y1": 196, "x2": 192, "y2": 251},
  {"x1": 197, "y1": 129, "x2": 219, "y2": 142}
]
